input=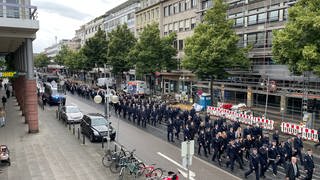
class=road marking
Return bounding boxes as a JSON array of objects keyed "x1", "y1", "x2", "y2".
[
  {"x1": 178, "y1": 168, "x2": 195, "y2": 180},
  {"x1": 157, "y1": 152, "x2": 196, "y2": 176}
]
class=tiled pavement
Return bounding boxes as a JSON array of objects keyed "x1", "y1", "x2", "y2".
[{"x1": 0, "y1": 92, "x2": 119, "y2": 180}]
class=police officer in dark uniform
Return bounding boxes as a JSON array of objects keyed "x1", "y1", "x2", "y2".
[
  {"x1": 174, "y1": 116, "x2": 182, "y2": 140},
  {"x1": 245, "y1": 148, "x2": 260, "y2": 180},
  {"x1": 304, "y1": 149, "x2": 315, "y2": 180},
  {"x1": 198, "y1": 130, "x2": 207, "y2": 157},
  {"x1": 285, "y1": 138, "x2": 293, "y2": 162},
  {"x1": 167, "y1": 119, "x2": 174, "y2": 142},
  {"x1": 212, "y1": 133, "x2": 222, "y2": 165},
  {"x1": 183, "y1": 124, "x2": 191, "y2": 141},
  {"x1": 293, "y1": 134, "x2": 304, "y2": 165},
  {"x1": 276, "y1": 141, "x2": 286, "y2": 168},
  {"x1": 151, "y1": 107, "x2": 157, "y2": 126},
  {"x1": 205, "y1": 127, "x2": 212, "y2": 155},
  {"x1": 226, "y1": 140, "x2": 238, "y2": 171},
  {"x1": 259, "y1": 144, "x2": 268, "y2": 178},
  {"x1": 266, "y1": 141, "x2": 278, "y2": 176}
]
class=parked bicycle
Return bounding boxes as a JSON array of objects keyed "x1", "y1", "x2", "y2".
[
  {"x1": 118, "y1": 158, "x2": 145, "y2": 179},
  {"x1": 138, "y1": 163, "x2": 163, "y2": 178},
  {"x1": 109, "y1": 149, "x2": 138, "y2": 174},
  {"x1": 102, "y1": 145, "x2": 127, "y2": 167}
]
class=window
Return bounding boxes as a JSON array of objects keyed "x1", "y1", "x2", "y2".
[
  {"x1": 185, "y1": 0, "x2": 190, "y2": 10},
  {"x1": 164, "y1": 6, "x2": 169, "y2": 16},
  {"x1": 178, "y1": 40, "x2": 184, "y2": 50},
  {"x1": 169, "y1": 5, "x2": 173, "y2": 15},
  {"x1": 258, "y1": 13, "x2": 266, "y2": 23},
  {"x1": 174, "y1": 3, "x2": 179, "y2": 14},
  {"x1": 173, "y1": 40, "x2": 178, "y2": 49},
  {"x1": 235, "y1": 17, "x2": 244, "y2": 27},
  {"x1": 179, "y1": 20, "x2": 184, "y2": 32},
  {"x1": 269, "y1": 10, "x2": 279, "y2": 22},
  {"x1": 164, "y1": 24, "x2": 168, "y2": 35},
  {"x1": 169, "y1": 23, "x2": 173, "y2": 33},
  {"x1": 185, "y1": 19, "x2": 190, "y2": 31},
  {"x1": 174, "y1": 22, "x2": 179, "y2": 31},
  {"x1": 256, "y1": 32, "x2": 265, "y2": 47},
  {"x1": 247, "y1": 33, "x2": 256, "y2": 46},
  {"x1": 283, "y1": 8, "x2": 288, "y2": 20},
  {"x1": 191, "y1": 0, "x2": 197, "y2": 8},
  {"x1": 267, "y1": 31, "x2": 273, "y2": 47},
  {"x1": 180, "y1": 1, "x2": 185, "y2": 12},
  {"x1": 237, "y1": 34, "x2": 244, "y2": 47},
  {"x1": 6, "y1": 0, "x2": 19, "y2": 18},
  {"x1": 248, "y1": 15, "x2": 257, "y2": 25},
  {"x1": 191, "y1": 18, "x2": 196, "y2": 29}
]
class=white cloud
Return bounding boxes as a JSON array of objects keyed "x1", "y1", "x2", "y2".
[{"x1": 32, "y1": 0, "x2": 127, "y2": 53}]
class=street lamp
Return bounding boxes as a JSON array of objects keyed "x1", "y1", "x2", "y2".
[{"x1": 94, "y1": 84, "x2": 119, "y2": 150}]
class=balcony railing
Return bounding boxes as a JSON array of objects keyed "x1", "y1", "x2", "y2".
[{"x1": 0, "y1": 2, "x2": 37, "y2": 20}]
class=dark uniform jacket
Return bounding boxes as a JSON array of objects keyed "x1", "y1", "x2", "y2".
[
  {"x1": 304, "y1": 154, "x2": 314, "y2": 171},
  {"x1": 286, "y1": 163, "x2": 300, "y2": 180}
]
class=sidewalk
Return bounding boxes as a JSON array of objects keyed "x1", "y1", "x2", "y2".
[{"x1": 0, "y1": 92, "x2": 117, "y2": 180}]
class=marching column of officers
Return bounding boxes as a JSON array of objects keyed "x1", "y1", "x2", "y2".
[{"x1": 65, "y1": 81, "x2": 315, "y2": 180}]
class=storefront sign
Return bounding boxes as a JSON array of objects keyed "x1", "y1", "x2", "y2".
[{"x1": 0, "y1": 71, "x2": 17, "y2": 78}]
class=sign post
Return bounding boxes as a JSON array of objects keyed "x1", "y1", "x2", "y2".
[{"x1": 181, "y1": 140, "x2": 194, "y2": 180}]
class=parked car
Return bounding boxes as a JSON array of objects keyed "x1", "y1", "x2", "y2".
[
  {"x1": 59, "y1": 104, "x2": 83, "y2": 123},
  {"x1": 80, "y1": 113, "x2": 116, "y2": 142}
]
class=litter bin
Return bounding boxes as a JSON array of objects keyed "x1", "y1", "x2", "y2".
[{"x1": 199, "y1": 93, "x2": 211, "y2": 110}]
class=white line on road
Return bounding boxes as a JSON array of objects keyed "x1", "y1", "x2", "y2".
[
  {"x1": 157, "y1": 151, "x2": 241, "y2": 180},
  {"x1": 157, "y1": 152, "x2": 195, "y2": 175}
]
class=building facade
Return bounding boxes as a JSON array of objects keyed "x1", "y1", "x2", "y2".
[
  {"x1": 43, "y1": 39, "x2": 81, "y2": 58},
  {"x1": 74, "y1": 16, "x2": 105, "y2": 47},
  {"x1": 104, "y1": 0, "x2": 140, "y2": 34},
  {"x1": 135, "y1": 0, "x2": 162, "y2": 36},
  {"x1": 0, "y1": 0, "x2": 40, "y2": 132}
]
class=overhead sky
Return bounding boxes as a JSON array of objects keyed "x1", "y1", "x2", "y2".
[{"x1": 32, "y1": 0, "x2": 127, "y2": 53}]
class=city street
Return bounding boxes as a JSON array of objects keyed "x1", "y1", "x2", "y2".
[
  {"x1": 60, "y1": 93, "x2": 320, "y2": 180},
  {"x1": 48, "y1": 93, "x2": 241, "y2": 180}
]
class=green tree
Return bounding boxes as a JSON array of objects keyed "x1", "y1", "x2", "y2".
[
  {"x1": 64, "y1": 50, "x2": 86, "y2": 71},
  {"x1": 272, "y1": 0, "x2": 320, "y2": 75},
  {"x1": 34, "y1": 53, "x2": 50, "y2": 68},
  {"x1": 129, "y1": 23, "x2": 177, "y2": 77},
  {"x1": 55, "y1": 45, "x2": 71, "y2": 65},
  {"x1": 82, "y1": 27, "x2": 108, "y2": 70},
  {"x1": 107, "y1": 24, "x2": 136, "y2": 86},
  {"x1": 182, "y1": 0, "x2": 250, "y2": 103}
]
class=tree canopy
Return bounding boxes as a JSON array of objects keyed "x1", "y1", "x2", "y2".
[
  {"x1": 272, "y1": 0, "x2": 320, "y2": 75},
  {"x1": 82, "y1": 27, "x2": 108, "y2": 70},
  {"x1": 107, "y1": 24, "x2": 136, "y2": 75},
  {"x1": 34, "y1": 53, "x2": 50, "y2": 68},
  {"x1": 129, "y1": 23, "x2": 177, "y2": 76},
  {"x1": 182, "y1": 0, "x2": 250, "y2": 79}
]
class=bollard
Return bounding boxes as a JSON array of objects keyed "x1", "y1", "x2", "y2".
[
  {"x1": 69, "y1": 123, "x2": 71, "y2": 130},
  {"x1": 77, "y1": 128, "x2": 80, "y2": 140},
  {"x1": 65, "y1": 119, "x2": 67, "y2": 127},
  {"x1": 56, "y1": 110, "x2": 58, "y2": 119},
  {"x1": 73, "y1": 124, "x2": 75, "y2": 135},
  {"x1": 114, "y1": 144, "x2": 117, "y2": 152},
  {"x1": 102, "y1": 139, "x2": 104, "y2": 149},
  {"x1": 82, "y1": 133, "x2": 85, "y2": 144}
]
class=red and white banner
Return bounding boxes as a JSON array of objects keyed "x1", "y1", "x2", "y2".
[{"x1": 207, "y1": 106, "x2": 274, "y2": 130}]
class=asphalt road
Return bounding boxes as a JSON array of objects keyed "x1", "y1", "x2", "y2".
[
  {"x1": 48, "y1": 94, "x2": 242, "y2": 180},
  {"x1": 47, "y1": 93, "x2": 320, "y2": 180}
]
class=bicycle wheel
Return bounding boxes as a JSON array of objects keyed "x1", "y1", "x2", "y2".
[
  {"x1": 119, "y1": 167, "x2": 126, "y2": 180},
  {"x1": 150, "y1": 168, "x2": 163, "y2": 178},
  {"x1": 102, "y1": 154, "x2": 113, "y2": 167},
  {"x1": 136, "y1": 162, "x2": 146, "y2": 177},
  {"x1": 109, "y1": 160, "x2": 122, "y2": 174}
]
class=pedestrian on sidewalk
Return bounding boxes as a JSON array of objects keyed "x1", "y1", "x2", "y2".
[
  {"x1": 303, "y1": 149, "x2": 314, "y2": 180},
  {"x1": 6, "y1": 89, "x2": 10, "y2": 99},
  {"x1": 0, "y1": 107, "x2": 6, "y2": 127},
  {"x1": 2, "y1": 96, "x2": 7, "y2": 109}
]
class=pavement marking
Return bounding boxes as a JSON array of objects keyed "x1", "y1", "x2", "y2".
[
  {"x1": 157, "y1": 152, "x2": 196, "y2": 176},
  {"x1": 178, "y1": 168, "x2": 196, "y2": 180}
]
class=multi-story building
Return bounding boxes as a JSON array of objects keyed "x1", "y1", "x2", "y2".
[
  {"x1": 104, "y1": 0, "x2": 140, "y2": 34},
  {"x1": 160, "y1": 0, "x2": 199, "y2": 93},
  {"x1": 74, "y1": 15, "x2": 105, "y2": 46},
  {"x1": 135, "y1": 0, "x2": 162, "y2": 36},
  {"x1": 43, "y1": 39, "x2": 81, "y2": 58},
  {"x1": 0, "y1": 0, "x2": 40, "y2": 132}
]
